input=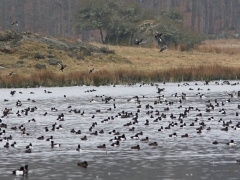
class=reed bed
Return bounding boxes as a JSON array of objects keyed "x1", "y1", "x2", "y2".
[
  {"x1": 0, "y1": 65, "x2": 239, "y2": 88},
  {"x1": 195, "y1": 39, "x2": 240, "y2": 55}
]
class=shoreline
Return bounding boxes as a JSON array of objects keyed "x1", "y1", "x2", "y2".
[{"x1": 1, "y1": 65, "x2": 239, "y2": 88}]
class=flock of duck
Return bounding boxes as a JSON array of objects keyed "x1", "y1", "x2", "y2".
[
  {"x1": 135, "y1": 31, "x2": 167, "y2": 53},
  {"x1": 2, "y1": 80, "x2": 240, "y2": 177}
]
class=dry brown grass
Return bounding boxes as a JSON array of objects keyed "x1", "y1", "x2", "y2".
[
  {"x1": 0, "y1": 65, "x2": 239, "y2": 87},
  {"x1": 194, "y1": 39, "x2": 240, "y2": 55},
  {"x1": 1, "y1": 39, "x2": 240, "y2": 87},
  {"x1": 91, "y1": 40, "x2": 240, "y2": 71}
]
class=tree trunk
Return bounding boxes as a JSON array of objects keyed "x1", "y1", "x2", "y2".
[
  {"x1": 99, "y1": 27, "x2": 104, "y2": 44},
  {"x1": 115, "y1": 34, "x2": 118, "y2": 45},
  {"x1": 129, "y1": 31, "x2": 133, "y2": 46}
]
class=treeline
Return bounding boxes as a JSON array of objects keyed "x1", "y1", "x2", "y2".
[
  {"x1": 76, "y1": 0, "x2": 203, "y2": 48},
  {"x1": 0, "y1": 0, "x2": 239, "y2": 41}
]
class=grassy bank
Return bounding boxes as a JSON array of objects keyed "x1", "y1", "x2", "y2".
[
  {"x1": 0, "y1": 65, "x2": 239, "y2": 88},
  {"x1": 1, "y1": 37, "x2": 240, "y2": 87}
]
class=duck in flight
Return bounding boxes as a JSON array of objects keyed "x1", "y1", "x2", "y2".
[
  {"x1": 58, "y1": 63, "x2": 67, "y2": 72},
  {"x1": 154, "y1": 32, "x2": 163, "y2": 42},
  {"x1": 159, "y1": 46, "x2": 167, "y2": 53},
  {"x1": 8, "y1": 72, "x2": 15, "y2": 76},
  {"x1": 89, "y1": 68, "x2": 94, "y2": 74},
  {"x1": 135, "y1": 39, "x2": 145, "y2": 45},
  {"x1": 12, "y1": 21, "x2": 18, "y2": 26}
]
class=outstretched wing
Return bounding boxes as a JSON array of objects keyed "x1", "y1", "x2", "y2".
[{"x1": 58, "y1": 63, "x2": 63, "y2": 68}]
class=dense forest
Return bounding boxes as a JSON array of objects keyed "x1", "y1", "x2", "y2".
[{"x1": 0, "y1": 0, "x2": 239, "y2": 40}]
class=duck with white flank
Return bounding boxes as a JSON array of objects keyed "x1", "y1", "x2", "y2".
[
  {"x1": 12, "y1": 165, "x2": 28, "y2": 176},
  {"x1": 76, "y1": 144, "x2": 82, "y2": 151},
  {"x1": 51, "y1": 141, "x2": 60, "y2": 148}
]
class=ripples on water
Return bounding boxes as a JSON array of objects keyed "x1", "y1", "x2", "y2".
[{"x1": 1, "y1": 81, "x2": 240, "y2": 179}]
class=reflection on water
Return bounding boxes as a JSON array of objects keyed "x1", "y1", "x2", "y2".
[{"x1": 0, "y1": 81, "x2": 240, "y2": 179}]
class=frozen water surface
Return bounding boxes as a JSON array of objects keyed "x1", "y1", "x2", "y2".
[{"x1": 0, "y1": 80, "x2": 240, "y2": 180}]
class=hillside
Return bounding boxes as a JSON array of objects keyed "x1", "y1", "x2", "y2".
[
  {"x1": 0, "y1": 30, "x2": 240, "y2": 87},
  {"x1": 0, "y1": 30, "x2": 129, "y2": 75}
]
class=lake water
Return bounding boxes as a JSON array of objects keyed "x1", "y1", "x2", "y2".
[{"x1": 1, "y1": 80, "x2": 240, "y2": 180}]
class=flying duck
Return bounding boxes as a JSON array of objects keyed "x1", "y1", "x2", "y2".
[
  {"x1": 135, "y1": 39, "x2": 145, "y2": 45},
  {"x1": 58, "y1": 63, "x2": 67, "y2": 72},
  {"x1": 89, "y1": 68, "x2": 94, "y2": 74},
  {"x1": 11, "y1": 21, "x2": 18, "y2": 26},
  {"x1": 8, "y1": 72, "x2": 15, "y2": 76},
  {"x1": 154, "y1": 31, "x2": 163, "y2": 42},
  {"x1": 159, "y1": 46, "x2": 167, "y2": 53}
]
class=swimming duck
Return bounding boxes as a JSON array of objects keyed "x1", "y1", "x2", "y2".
[
  {"x1": 227, "y1": 140, "x2": 235, "y2": 146},
  {"x1": 12, "y1": 166, "x2": 24, "y2": 176},
  {"x1": 81, "y1": 136, "x2": 87, "y2": 141},
  {"x1": 144, "y1": 120, "x2": 149, "y2": 125},
  {"x1": 129, "y1": 127, "x2": 135, "y2": 131},
  {"x1": 46, "y1": 136, "x2": 53, "y2": 141},
  {"x1": 221, "y1": 127, "x2": 228, "y2": 131},
  {"x1": 51, "y1": 141, "x2": 60, "y2": 148},
  {"x1": 11, "y1": 141, "x2": 17, "y2": 147},
  {"x1": 97, "y1": 144, "x2": 106, "y2": 148},
  {"x1": 25, "y1": 143, "x2": 33, "y2": 149},
  {"x1": 25, "y1": 149, "x2": 32, "y2": 153},
  {"x1": 76, "y1": 144, "x2": 82, "y2": 151},
  {"x1": 77, "y1": 161, "x2": 88, "y2": 168},
  {"x1": 181, "y1": 134, "x2": 189, "y2": 138},
  {"x1": 99, "y1": 129, "x2": 104, "y2": 134},
  {"x1": 149, "y1": 142, "x2": 158, "y2": 146},
  {"x1": 4, "y1": 142, "x2": 9, "y2": 148},
  {"x1": 136, "y1": 131, "x2": 143, "y2": 136},
  {"x1": 90, "y1": 131, "x2": 98, "y2": 136},
  {"x1": 118, "y1": 134, "x2": 126, "y2": 141},
  {"x1": 131, "y1": 145, "x2": 140, "y2": 150},
  {"x1": 111, "y1": 141, "x2": 120, "y2": 147},
  {"x1": 131, "y1": 134, "x2": 139, "y2": 140},
  {"x1": 45, "y1": 127, "x2": 49, "y2": 132},
  {"x1": 141, "y1": 137, "x2": 149, "y2": 142},
  {"x1": 75, "y1": 130, "x2": 81, "y2": 134},
  {"x1": 158, "y1": 126, "x2": 164, "y2": 132},
  {"x1": 169, "y1": 133, "x2": 177, "y2": 137},
  {"x1": 109, "y1": 136, "x2": 118, "y2": 142},
  {"x1": 37, "y1": 136, "x2": 44, "y2": 140}
]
